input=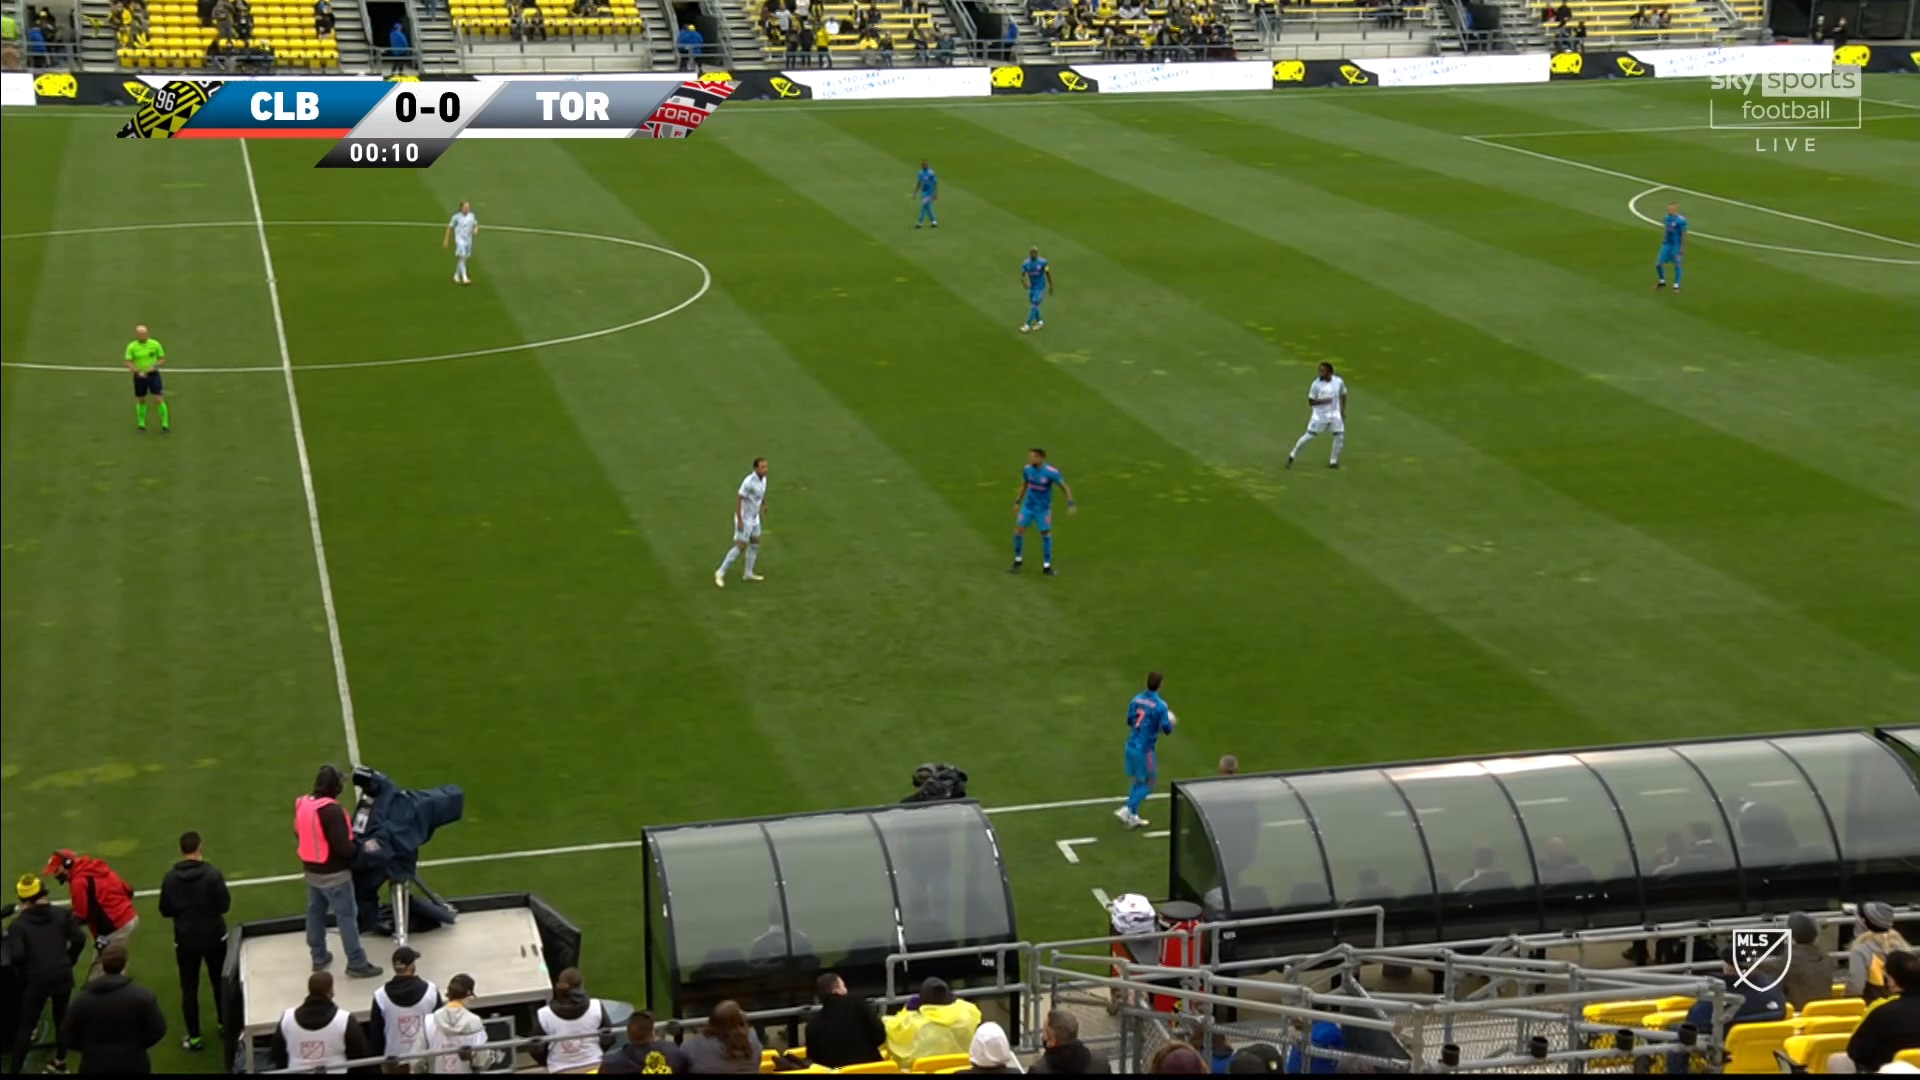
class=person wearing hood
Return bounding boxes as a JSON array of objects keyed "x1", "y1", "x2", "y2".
[
  {"x1": 42, "y1": 851, "x2": 137, "y2": 980},
  {"x1": 1031, "y1": 1009, "x2": 1109, "y2": 1074},
  {"x1": 1753, "y1": 913, "x2": 1838, "y2": 1010},
  {"x1": 424, "y1": 974, "x2": 501, "y2": 1074},
  {"x1": 59, "y1": 943, "x2": 165, "y2": 1074},
  {"x1": 269, "y1": 971, "x2": 371, "y2": 1072},
  {"x1": 1680, "y1": 957, "x2": 1786, "y2": 1042},
  {"x1": 1847, "y1": 901, "x2": 1912, "y2": 1002},
  {"x1": 963, "y1": 1021, "x2": 1023, "y2": 1074},
  {"x1": 884, "y1": 977, "x2": 981, "y2": 1069},
  {"x1": 682, "y1": 1000, "x2": 762, "y2": 1073},
  {"x1": 369, "y1": 947, "x2": 443, "y2": 1063},
  {"x1": 804, "y1": 972, "x2": 886, "y2": 1068},
  {"x1": 531, "y1": 968, "x2": 612, "y2": 1073},
  {"x1": 158, "y1": 831, "x2": 230, "y2": 1053},
  {"x1": 599, "y1": 1011, "x2": 688, "y2": 1074},
  {"x1": 6, "y1": 874, "x2": 85, "y2": 1074}
]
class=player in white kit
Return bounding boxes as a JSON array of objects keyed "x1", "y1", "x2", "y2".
[
  {"x1": 715, "y1": 457, "x2": 770, "y2": 588},
  {"x1": 1287, "y1": 362, "x2": 1347, "y2": 470},
  {"x1": 443, "y1": 201, "x2": 478, "y2": 285}
]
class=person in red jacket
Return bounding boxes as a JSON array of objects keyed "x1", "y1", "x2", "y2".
[{"x1": 42, "y1": 851, "x2": 137, "y2": 979}]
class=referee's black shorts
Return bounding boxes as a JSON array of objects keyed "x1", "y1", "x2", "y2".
[{"x1": 132, "y1": 371, "x2": 165, "y2": 397}]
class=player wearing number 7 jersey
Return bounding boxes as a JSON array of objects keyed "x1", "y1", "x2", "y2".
[
  {"x1": 443, "y1": 201, "x2": 477, "y2": 286},
  {"x1": 1116, "y1": 671, "x2": 1175, "y2": 830}
]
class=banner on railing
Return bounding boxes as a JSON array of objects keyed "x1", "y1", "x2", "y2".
[
  {"x1": 1346, "y1": 53, "x2": 1550, "y2": 86},
  {"x1": 731, "y1": 66, "x2": 988, "y2": 101}
]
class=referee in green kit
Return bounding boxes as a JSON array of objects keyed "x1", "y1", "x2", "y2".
[{"x1": 124, "y1": 324, "x2": 169, "y2": 433}]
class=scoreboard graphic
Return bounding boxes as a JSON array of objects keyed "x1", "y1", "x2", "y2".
[{"x1": 116, "y1": 77, "x2": 736, "y2": 168}]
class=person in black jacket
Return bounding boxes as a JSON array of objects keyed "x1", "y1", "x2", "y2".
[
  {"x1": 6, "y1": 874, "x2": 84, "y2": 1074},
  {"x1": 804, "y1": 973, "x2": 886, "y2": 1068},
  {"x1": 158, "y1": 831, "x2": 230, "y2": 1053},
  {"x1": 1847, "y1": 950, "x2": 1920, "y2": 1073},
  {"x1": 60, "y1": 943, "x2": 165, "y2": 1074},
  {"x1": 1031, "y1": 1009, "x2": 1111, "y2": 1073}
]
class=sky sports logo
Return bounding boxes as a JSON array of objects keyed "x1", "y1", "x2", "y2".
[{"x1": 1709, "y1": 69, "x2": 1863, "y2": 132}]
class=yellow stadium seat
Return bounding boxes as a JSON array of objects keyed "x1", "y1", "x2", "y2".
[
  {"x1": 1656, "y1": 995, "x2": 1695, "y2": 1012},
  {"x1": 1797, "y1": 1016, "x2": 1858, "y2": 1037},
  {"x1": 935, "y1": 1070, "x2": 967, "y2": 1076},
  {"x1": 909, "y1": 1055, "x2": 968, "y2": 1073},
  {"x1": 1785, "y1": 1033, "x2": 1852, "y2": 1074},
  {"x1": 1582, "y1": 1000, "x2": 1659, "y2": 1027},
  {"x1": 1723, "y1": 1021, "x2": 1796, "y2": 1075},
  {"x1": 1898, "y1": 1050, "x2": 1920, "y2": 1067},
  {"x1": 838, "y1": 1064, "x2": 901, "y2": 1075},
  {"x1": 1643, "y1": 1009, "x2": 1689, "y2": 1030},
  {"x1": 1800, "y1": 998, "x2": 1865, "y2": 1019},
  {"x1": 761, "y1": 1049, "x2": 779, "y2": 1073}
]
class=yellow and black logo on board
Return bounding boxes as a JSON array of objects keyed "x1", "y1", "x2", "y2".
[
  {"x1": 767, "y1": 75, "x2": 806, "y2": 99},
  {"x1": 386, "y1": 72, "x2": 421, "y2": 82},
  {"x1": 1832, "y1": 44, "x2": 1869, "y2": 68},
  {"x1": 34, "y1": 73, "x2": 78, "y2": 98},
  {"x1": 1273, "y1": 60, "x2": 1305, "y2": 82},
  {"x1": 116, "y1": 79, "x2": 221, "y2": 138},
  {"x1": 991, "y1": 65, "x2": 1025, "y2": 89},
  {"x1": 1058, "y1": 69, "x2": 1091, "y2": 92},
  {"x1": 1616, "y1": 55, "x2": 1647, "y2": 77},
  {"x1": 1550, "y1": 51, "x2": 1583, "y2": 75},
  {"x1": 702, "y1": 69, "x2": 734, "y2": 83},
  {"x1": 1339, "y1": 63, "x2": 1370, "y2": 85}
]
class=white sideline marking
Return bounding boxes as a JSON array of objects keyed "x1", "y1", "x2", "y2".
[
  {"x1": 125, "y1": 792, "x2": 1175, "y2": 899},
  {"x1": 1865, "y1": 97, "x2": 1920, "y2": 111},
  {"x1": 1469, "y1": 112, "x2": 1917, "y2": 139},
  {"x1": 1142, "y1": 830, "x2": 1171, "y2": 839},
  {"x1": 1463, "y1": 133, "x2": 1920, "y2": 252},
  {"x1": 240, "y1": 140, "x2": 362, "y2": 769},
  {"x1": 1091, "y1": 887, "x2": 1112, "y2": 912},
  {"x1": 1625, "y1": 185, "x2": 1920, "y2": 266},
  {"x1": 1057, "y1": 837, "x2": 1099, "y2": 864}
]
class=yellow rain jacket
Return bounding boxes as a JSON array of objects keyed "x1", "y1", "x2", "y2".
[{"x1": 882, "y1": 998, "x2": 982, "y2": 1068}]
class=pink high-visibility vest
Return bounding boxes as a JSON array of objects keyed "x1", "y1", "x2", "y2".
[{"x1": 294, "y1": 795, "x2": 350, "y2": 864}]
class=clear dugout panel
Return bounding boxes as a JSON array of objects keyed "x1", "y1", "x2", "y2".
[
  {"x1": 1579, "y1": 747, "x2": 1742, "y2": 922},
  {"x1": 1675, "y1": 740, "x2": 1840, "y2": 910},
  {"x1": 1385, "y1": 761, "x2": 1541, "y2": 938},
  {"x1": 649, "y1": 821, "x2": 783, "y2": 1016},
  {"x1": 1495, "y1": 754, "x2": 1641, "y2": 928},
  {"x1": 871, "y1": 802, "x2": 1012, "y2": 953},
  {"x1": 763, "y1": 813, "x2": 903, "y2": 973},
  {"x1": 1286, "y1": 770, "x2": 1439, "y2": 940},
  {"x1": 1774, "y1": 731, "x2": 1920, "y2": 902},
  {"x1": 1175, "y1": 776, "x2": 1329, "y2": 919}
]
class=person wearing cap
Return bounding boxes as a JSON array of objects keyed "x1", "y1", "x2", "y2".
[
  {"x1": 5, "y1": 874, "x2": 84, "y2": 1074},
  {"x1": 58, "y1": 942, "x2": 165, "y2": 1074},
  {"x1": 41, "y1": 852, "x2": 137, "y2": 980},
  {"x1": 1847, "y1": 902, "x2": 1912, "y2": 1002},
  {"x1": 1754, "y1": 913, "x2": 1838, "y2": 1010},
  {"x1": 883, "y1": 977, "x2": 981, "y2": 1069},
  {"x1": 157, "y1": 830, "x2": 230, "y2": 1053},
  {"x1": 1844, "y1": 949, "x2": 1920, "y2": 1072},
  {"x1": 961, "y1": 1021, "x2": 1022, "y2": 1074},
  {"x1": 1030, "y1": 1009, "x2": 1109, "y2": 1074},
  {"x1": 369, "y1": 947, "x2": 443, "y2": 1064},
  {"x1": 295, "y1": 765, "x2": 381, "y2": 980},
  {"x1": 268, "y1": 971, "x2": 371, "y2": 1072}
]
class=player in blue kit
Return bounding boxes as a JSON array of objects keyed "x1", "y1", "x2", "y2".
[
  {"x1": 913, "y1": 160, "x2": 939, "y2": 229},
  {"x1": 1018, "y1": 247, "x2": 1052, "y2": 333},
  {"x1": 1655, "y1": 202, "x2": 1687, "y2": 292},
  {"x1": 1117, "y1": 672, "x2": 1175, "y2": 829},
  {"x1": 1011, "y1": 448, "x2": 1074, "y2": 575}
]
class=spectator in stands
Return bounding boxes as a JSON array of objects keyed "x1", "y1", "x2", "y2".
[
  {"x1": 1748, "y1": 914, "x2": 1835, "y2": 1012},
  {"x1": 1553, "y1": 0, "x2": 1570, "y2": 24},
  {"x1": 1848, "y1": 902, "x2": 1911, "y2": 1002},
  {"x1": 387, "y1": 20, "x2": 411, "y2": 73},
  {"x1": 1000, "y1": 18, "x2": 1018, "y2": 61},
  {"x1": 6, "y1": 874, "x2": 84, "y2": 1076},
  {"x1": 424, "y1": 974, "x2": 500, "y2": 1074},
  {"x1": 1830, "y1": 16, "x2": 1849, "y2": 47},
  {"x1": 1629, "y1": 5, "x2": 1645, "y2": 28},
  {"x1": 269, "y1": 972, "x2": 371, "y2": 1072},
  {"x1": 531, "y1": 968, "x2": 614, "y2": 1073},
  {"x1": 43, "y1": 851, "x2": 137, "y2": 981},
  {"x1": 1149, "y1": 1041, "x2": 1209, "y2": 1073},
  {"x1": 885, "y1": 978, "x2": 981, "y2": 1069},
  {"x1": 601, "y1": 1011, "x2": 687, "y2": 1074},
  {"x1": 908, "y1": 23, "x2": 929, "y2": 63},
  {"x1": 232, "y1": 0, "x2": 249, "y2": 39},
  {"x1": 880, "y1": 29, "x2": 896, "y2": 66},
  {"x1": 296, "y1": 766, "x2": 380, "y2": 981},
  {"x1": 158, "y1": 830, "x2": 230, "y2": 1054},
  {"x1": 805, "y1": 973, "x2": 886, "y2": 1069},
  {"x1": 785, "y1": 23, "x2": 806, "y2": 66},
  {"x1": 314, "y1": 0, "x2": 334, "y2": 37},
  {"x1": 1810, "y1": 13, "x2": 1825, "y2": 42},
  {"x1": 369, "y1": 946, "x2": 442, "y2": 1063},
  {"x1": 525, "y1": 5, "x2": 546, "y2": 43},
  {"x1": 1573, "y1": 20, "x2": 1586, "y2": 51},
  {"x1": 683, "y1": 1000, "x2": 762, "y2": 1074},
  {"x1": 24, "y1": 22, "x2": 45, "y2": 67},
  {"x1": 1844, "y1": 951, "x2": 1920, "y2": 1073},
  {"x1": 676, "y1": 21, "x2": 703, "y2": 70},
  {"x1": 1226, "y1": 1045, "x2": 1285, "y2": 1074},
  {"x1": 814, "y1": 21, "x2": 831, "y2": 67},
  {"x1": 935, "y1": 26, "x2": 954, "y2": 63},
  {"x1": 59, "y1": 942, "x2": 165, "y2": 1074},
  {"x1": 963, "y1": 1021, "x2": 1021, "y2": 1074},
  {"x1": 1032, "y1": 1009, "x2": 1109, "y2": 1074},
  {"x1": 1682, "y1": 956, "x2": 1786, "y2": 1035}
]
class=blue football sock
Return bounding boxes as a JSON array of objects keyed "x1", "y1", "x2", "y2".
[
  {"x1": 1028, "y1": 304, "x2": 1041, "y2": 325},
  {"x1": 1655, "y1": 264, "x2": 1665, "y2": 282},
  {"x1": 1672, "y1": 263, "x2": 1682, "y2": 286},
  {"x1": 1013, "y1": 534, "x2": 1024, "y2": 561},
  {"x1": 1042, "y1": 534, "x2": 1053, "y2": 564},
  {"x1": 1126, "y1": 778, "x2": 1151, "y2": 815}
]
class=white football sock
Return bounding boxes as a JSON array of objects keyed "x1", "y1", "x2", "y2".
[{"x1": 1331, "y1": 434, "x2": 1344, "y2": 464}]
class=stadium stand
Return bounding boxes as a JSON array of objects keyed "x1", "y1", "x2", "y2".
[
  {"x1": 755, "y1": 1, "x2": 939, "y2": 65},
  {"x1": 1532, "y1": 0, "x2": 1718, "y2": 44},
  {"x1": 1028, "y1": 0, "x2": 1234, "y2": 62},
  {"x1": 112, "y1": 0, "x2": 340, "y2": 70},
  {"x1": 1266, "y1": 0, "x2": 1432, "y2": 43},
  {"x1": 451, "y1": 0, "x2": 646, "y2": 41}
]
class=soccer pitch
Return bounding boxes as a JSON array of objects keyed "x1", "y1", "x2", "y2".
[{"x1": 3, "y1": 76, "x2": 1917, "y2": 1071}]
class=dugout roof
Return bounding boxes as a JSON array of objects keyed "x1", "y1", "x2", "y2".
[
  {"x1": 1170, "y1": 729, "x2": 1920, "y2": 956},
  {"x1": 641, "y1": 800, "x2": 1016, "y2": 1021}
]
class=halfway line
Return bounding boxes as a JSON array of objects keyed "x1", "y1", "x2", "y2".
[{"x1": 239, "y1": 139, "x2": 363, "y2": 769}]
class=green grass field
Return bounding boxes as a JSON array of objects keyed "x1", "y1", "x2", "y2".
[{"x1": 3, "y1": 75, "x2": 1917, "y2": 1071}]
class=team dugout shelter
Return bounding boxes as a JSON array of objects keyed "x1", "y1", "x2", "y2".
[
  {"x1": 642, "y1": 801, "x2": 1020, "y2": 1031},
  {"x1": 1170, "y1": 726, "x2": 1920, "y2": 963}
]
